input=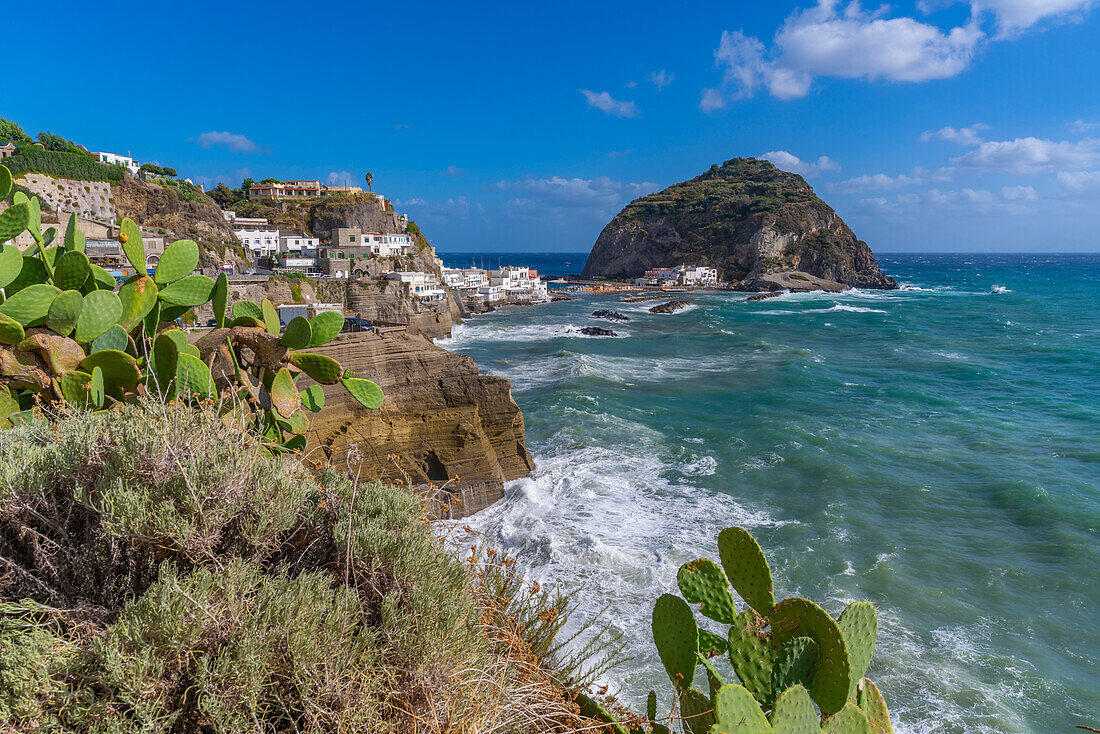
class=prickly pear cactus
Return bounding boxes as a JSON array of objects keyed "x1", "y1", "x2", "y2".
[
  {"x1": 647, "y1": 526, "x2": 896, "y2": 734},
  {"x1": 0, "y1": 166, "x2": 383, "y2": 449}
]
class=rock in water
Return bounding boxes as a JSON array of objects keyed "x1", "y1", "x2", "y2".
[
  {"x1": 580, "y1": 157, "x2": 897, "y2": 291},
  {"x1": 747, "y1": 291, "x2": 784, "y2": 301},
  {"x1": 649, "y1": 300, "x2": 690, "y2": 314},
  {"x1": 580, "y1": 326, "x2": 618, "y2": 336},
  {"x1": 592, "y1": 309, "x2": 630, "y2": 321}
]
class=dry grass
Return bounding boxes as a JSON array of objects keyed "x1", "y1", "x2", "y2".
[{"x1": 0, "y1": 401, "x2": 624, "y2": 733}]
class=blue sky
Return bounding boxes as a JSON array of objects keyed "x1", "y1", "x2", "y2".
[{"x1": 5, "y1": 0, "x2": 1099, "y2": 252}]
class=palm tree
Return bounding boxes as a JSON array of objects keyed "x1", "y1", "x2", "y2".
[{"x1": 365, "y1": 172, "x2": 373, "y2": 192}]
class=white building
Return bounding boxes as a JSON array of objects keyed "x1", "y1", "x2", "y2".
[
  {"x1": 95, "y1": 151, "x2": 140, "y2": 175},
  {"x1": 279, "y1": 232, "x2": 319, "y2": 257},
  {"x1": 474, "y1": 285, "x2": 505, "y2": 305},
  {"x1": 681, "y1": 266, "x2": 718, "y2": 287},
  {"x1": 360, "y1": 232, "x2": 414, "y2": 257},
  {"x1": 490, "y1": 266, "x2": 548, "y2": 302},
  {"x1": 441, "y1": 268, "x2": 465, "y2": 288},
  {"x1": 233, "y1": 217, "x2": 280, "y2": 257},
  {"x1": 386, "y1": 271, "x2": 447, "y2": 302}
]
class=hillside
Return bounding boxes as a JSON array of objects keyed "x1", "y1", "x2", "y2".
[{"x1": 581, "y1": 157, "x2": 897, "y2": 290}]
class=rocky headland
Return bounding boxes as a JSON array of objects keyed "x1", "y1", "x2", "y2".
[
  {"x1": 581, "y1": 157, "x2": 897, "y2": 292},
  {"x1": 300, "y1": 332, "x2": 534, "y2": 519}
]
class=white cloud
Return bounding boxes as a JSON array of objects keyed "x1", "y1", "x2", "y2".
[
  {"x1": 625, "y1": 80, "x2": 638, "y2": 89},
  {"x1": 397, "y1": 196, "x2": 482, "y2": 217},
  {"x1": 699, "y1": 87, "x2": 728, "y2": 112},
  {"x1": 704, "y1": 3, "x2": 983, "y2": 105},
  {"x1": 1000, "y1": 184, "x2": 1038, "y2": 201},
  {"x1": 649, "y1": 69, "x2": 674, "y2": 90},
  {"x1": 968, "y1": 0, "x2": 1095, "y2": 37},
  {"x1": 1069, "y1": 119, "x2": 1099, "y2": 134},
  {"x1": 191, "y1": 131, "x2": 264, "y2": 153},
  {"x1": 920, "y1": 123, "x2": 989, "y2": 145},
  {"x1": 440, "y1": 165, "x2": 466, "y2": 178},
  {"x1": 580, "y1": 89, "x2": 640, "y2": 118},
  {"x1": 955, "y1": 136, "x2": 1100, "y2": 173},
  {"x1": 494, "y1": 176, "x2": 659, "y2": 215},
  {"x1": 829, "y1": 172, "x2": 921, "y2": 193},
  {"x1": 326, "y1": 170, "x2": 354, "y2": 186},
  {"x1": 607, "y1": 149, "x2": 632, "y2": 158},
  {"x1": 858, "y1": 185, "x2": 1038, "y2": 214},
  {"x1": 759, "y1": 151, "x2": 840, "y2": 178},
  {"x1": 1057, "y1": 170, "x2": 1100, "y2": 195}
]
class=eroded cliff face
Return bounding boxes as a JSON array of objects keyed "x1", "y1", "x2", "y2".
[
  {"x1": 581, "y1": 158, "x2": 897, "y2": 290},
  {"x1": 303, "y1": 332, "x2": 534, "y2": 517},
  {"x1": 112, "y1": 177, "x2": 235, "y2": 243}
]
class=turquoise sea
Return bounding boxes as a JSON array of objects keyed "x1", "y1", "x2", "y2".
[{"x1": 438, "y1": 254, "x2": 1098, "y2": 734}]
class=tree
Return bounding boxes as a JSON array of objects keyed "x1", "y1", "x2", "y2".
[
  {"x1": 208, "y1": 183, "x2": 237, "y2": 208},
  {"x1": 0, "y1": 117, "x2": 31, "y2": 143},
  {"x1": 162, "y1": 167, "x2": 177, "y2": 177},
  {"x1": 139, "y1": 163, "x2": 164, "y2": 175},
  {"x1": 239, "y1": 178, "x2": 256, "y2": 199},
  {"x1": 36, "y1": 131, "x2": 76, "y2": 152},
  {"x1": 365, "y1": 172, "x2": 373, "y2": 192}
]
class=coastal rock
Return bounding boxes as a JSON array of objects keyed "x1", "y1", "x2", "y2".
[
  {"x1": 592, "y1": 309, "x2": 630, "y2": 321},
  {"x1": 581, "y1": 157, "x2": 897, "y2": 291},
  {"x1": 747, "y1": 291, "x2": 784, "y2": 301},
  {"x1": 650, "y1": 300, "x2": 690, "y2": 314},
  {"x1": 302, "y1": 332, "x2": 533, "y2": 518},
  {"x1": 580, "y1": 326, "x2": 617, "y2": 336}
]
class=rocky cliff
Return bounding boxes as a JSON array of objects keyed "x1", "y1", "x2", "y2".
[
  {"x1": 112, "y1": 177, "x2": 235, "y2": 243},
  {"x1": 581, "y1": 158, "x2": 897, "y2": 291},
  {"x1": 303, "y1": 332, "x2": 534, "y2": 518}
]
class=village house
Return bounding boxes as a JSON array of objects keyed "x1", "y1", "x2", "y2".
[
  {"x1": 0, "y1": 142, "x2": 16, "y2": 159},
  {"x1": 490, "y1": 266, "x2": 549, "y2": 303},
  {"x1": 278, "y1": 231, "x2": 319, "y2": 257},
  {"x1": 232, "y1": 216, "x2": 280, "y2": 258},
  {"x1": 247, "y1": 180, "x2": 325, "y2": 202},
  {"x1": 386, "y1": 271, "x2": 447, "y2": 302},
  {"x1": 95, "y1": 151, "x2": 140, "y2": 174}
]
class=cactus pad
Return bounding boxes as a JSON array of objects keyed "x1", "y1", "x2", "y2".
[
  {"x1": 19, "y1": 332, "x2": 85, "y2": 374},
  {"x1": 261, "y1": 298, "x2": 280, "y2": 335},
  {"x1": 174, "y1": 353, "x2": 214, "y2": 399},
  {"x1": 59, "y1": 370, "x2": 93, "y2": 408},
  {"x1": 0, "y1": 244, "x2": 24, "y2": 288},
  {"x1": 9, "y1": 256, "x2": 49, "y2": 291},
  {"x1": 211, "y1": 272, "x2": 228, "y2": 327},
  {"x1": 771, "y1": 637, "x2": 819, "y2": 698},
  {"x1": 679, "y1": 686, "x2": 716, "y2": 734},
  {"x1": 651, "y1": 593, "x2": 698, "y2": 691},
  {"x1": 232, "y1": 300, "x2": 264, "y2": 322},
  {"x1": 86, "y1": 264, "x2": 117, "y2": 292},
  {"x1": 280, "y1": 316, "x2": 312, "y2": 349},
  {"x1": 90, "y1": 366, "x2": 105, "y2": 408},
  {"x1": 91, "y1": 325, "x2": 130, "y2": 354},
  {"x1": 118, "y1": 218, "x2": 145, "y2": 271},
  {"x1": 79, "y1": 350, "x2": 140, "y2": 398},
  {"x1": 45, "y1": 290, "x2": 82, "y2": 338},
  {"x1": 646, "y1": 690, "x2": 657, "y2": 722},
  {"x1": 727, "y1": 609, "x2": 775, "y2": 705},
  {"x1": 307, "y1": 310, "x2": 344, "y2": 347},
  {"x1": 0, "y1": 164, "x2": 10, "y2": 200},
  {"x1": 270, "y1": 368, "x2": 300, "y2": 418},
  {"x1": 711, "y1": 684, "x2": 770, "y2": 734},
  {"x1": 73, "y1": 290, "x2": 123, "y2": 343},
  {"x1": 153, "y1": 239, "x2": 199, "y2": 284},
  {"x1": 699, "y1": 628, "x2": 729, "y2": 658},
  {"x1": 63, "y1": 213, "x2": 85, "y2": 252},
  {"x1": 158, "y1": 274, "x2": 215, "y2": 307},
  {"x1": 53, "y1": 250, "x2": 91, "y2": 291},
  {"x1": 769, "y1": 598, "x2": 851, "y2": 716},
  {"x1": 300, "y1": 384, "x2": 325, "y2": 413},
  {"x1": 151, "y1": 333, "x2": 179, "y2": 398},
  {"x1": 856, "y1": 679, "x2": 893, "y2": 734},
  {"x1": 820, "y1": 704, "x2": 870, "y2": 734},
  {"x1": 678, "y1": 557, "x2": 737, "y2": 624},
  {"x1": 718, "y1": 527, "x2": 776, "y2": 616},
  {"x1": 118, "y1": 275, "x2": 159, "y2": 330},
  {"x1": 0, "y1": 313, "x2": 25, "y2": 345},
  {"x1": 0, "y1": 202, "x2": 29, "y2": 245},
  {"x1": 769, "y1": 684, "x2": 818, "y2": 734},
  {"x1": 290, "y1": 352, "x2": 342, "y2": 384},
  {"x1": 0, "y1": 283, "x2": 61, "y2": 326},
  {"x1": 341, "y1": 376, "x2": 384, "y2": 409},
  {"x1": 838, "y1": 602, "x2": 878, "y2": 698}
]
